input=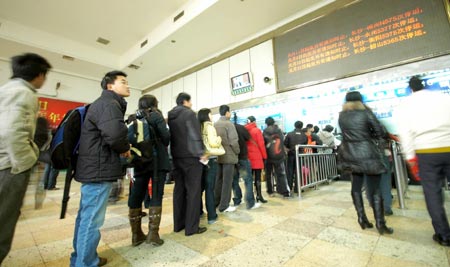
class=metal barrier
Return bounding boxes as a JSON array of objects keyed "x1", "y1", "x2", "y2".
[
  {"x1": 391, "y1": 141, "x2": 409, "y2": 209},
  {"x1": 295, "y1": 144, "x2": 340, "y2": 199}
]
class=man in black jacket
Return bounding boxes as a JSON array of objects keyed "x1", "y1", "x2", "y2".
[
  {"x1": 284, "y1": 121, "x2": 303, "y2": 193},
  {"x1": 168, "y1": 93, "x2": 207, "y2": 236},
  {"x1": 70, "y1": 71, "x2": 131, "y2": 267}
]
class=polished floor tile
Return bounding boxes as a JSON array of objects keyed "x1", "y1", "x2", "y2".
[{"x1": 3, "y1": 170, "x2": 450, "y2": 267}]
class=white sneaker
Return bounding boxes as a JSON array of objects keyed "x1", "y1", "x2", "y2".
[
  {"x1": 222, "y1": 206, "x2": 237, "y2": 212},
  {"x1": 250, "y1": 203, "x2": 262, "y2": 210}
]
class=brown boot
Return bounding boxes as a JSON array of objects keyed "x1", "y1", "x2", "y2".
[
  {"x1": 147, "y1": 207, "x2": 164, "y2": 246},
  {"x1": 129, "y1": 208, "x2": 147, "y2": 246}
]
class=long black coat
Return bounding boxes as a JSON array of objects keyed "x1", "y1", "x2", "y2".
[
  {"x1": 76, "y1": 90, "x2": 130, "y2": 182},
  {"x1": 337, "y1": 101, "x2": 387, "y2": 175}
]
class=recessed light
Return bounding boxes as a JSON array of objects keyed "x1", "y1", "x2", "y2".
[
  {"x1": 62, "y1": 55, "x2": 75, "y2": 61},
  {"x1": 173, "y1": 11, "x2": 184, "y2": 22},
  {"x1": 141, "y1": 39, "x2": 148, "y2": 48},
  {"x1": 96, "y1": 37, "x2": 110, "y2": 45},
  {"x1": 171, "y1": 40, "x2": 176, "y2": 43},
  {"x1": 128, "y1": 64, "x2": 140, "y2": 70}
]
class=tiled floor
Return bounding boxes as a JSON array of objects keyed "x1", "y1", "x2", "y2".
[{"x1": 3, "y1": 168, "x2": 450, "y2": 267}]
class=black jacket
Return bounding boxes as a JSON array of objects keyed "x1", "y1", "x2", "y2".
[
  {"x1": 284, "y1": 129, "x2": 303, "y2": 155},
  {"x1": 75, "y1": 90, "x2": 130, "y2": 182},
  {"x1": 132, "y1": 109, "x2": 171, "y2": 177},
  {"x1": 337, "y1": 101, "x2": 387, "y2": 175},
  {"x1": 234, "y1": 124, "x2": 250, "y2": 160},
  {"x1": 168, "y1": 105, "x2": 203, "y2": 159}
]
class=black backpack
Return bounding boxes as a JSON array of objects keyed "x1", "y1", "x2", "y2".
[
  {"x1": 126, "y1": 110, "x2": 158, "y2": 169},
  {"x1": 266, "y1": 133, "x2": 284, "y2": 160}
]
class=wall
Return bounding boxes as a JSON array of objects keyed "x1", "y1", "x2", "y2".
[
  {"x1": 0, "y1": 60, "x2": 140, "y2": 114},
  {"x1": 149, "y1": 40, "x2": 277, "y2": 116}
]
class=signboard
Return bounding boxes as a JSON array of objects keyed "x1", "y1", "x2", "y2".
[
  {"x1": 38, "y1": 97, "x2": 85, "y2": 129},
  {"x1": 274, "y1": 0, "x2": 450, "y2": 92}
]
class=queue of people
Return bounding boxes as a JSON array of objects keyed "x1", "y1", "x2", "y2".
[{"x1": 1, "y1": 53, "x2": 449, "y2": 267}]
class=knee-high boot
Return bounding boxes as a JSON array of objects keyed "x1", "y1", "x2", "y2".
[
  {"x1": 147, "y1": 206, "x2": 164, "y2": 246},
  {"x1": 351, "y1": 192, "x2": 373, "y2": 229},
  {"x1": 372, "y1": 194, "x2": 393, "y2": 235},
  {"x1": 129, "y1": 208, "x2": 147, "y2": 246},
  {"x1": 255, "y1": 179, "x2": 267, "y2": 203}
]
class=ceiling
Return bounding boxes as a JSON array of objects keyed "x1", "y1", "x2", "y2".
[{"x1": 0, "y1": 0, "x2": 338, "y2": 91}]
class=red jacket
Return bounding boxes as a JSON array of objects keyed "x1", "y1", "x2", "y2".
[{"x1": 245, "y1": 122, "x2": 267, "y2": 169}]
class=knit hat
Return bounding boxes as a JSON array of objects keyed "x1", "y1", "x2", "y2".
[{"x1": 345, "y1": 91, "x2": 363, "y2": 102}]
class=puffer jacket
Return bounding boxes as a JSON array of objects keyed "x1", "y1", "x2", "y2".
[
  {"x1": 317, "y1": 131, "x2": 335, "y2": 153},
  {"x1": 337, "y1": 101, "x2": 387, "y2": 175},
  {"x1": 245, "y1": 122, "x2": 267, "y2": 169},
  {"x1": 214, "y1": 116, "x2": 239, "y2": 164},
  {"x1": 75, "y1": 90, "x2": 130, "y2": 182},
  {"x1": 168, "y1": 105, "x2": 203, "y2": 159},
  {"x1": 202, "y1": 121, "x2": 222, "y2": 156},
  {"x1": 263, "y1": 124, "x2": 286, "y2": 163},
  {"x1": 0, "y1": 78, "x2": 39, "y2": 174}
]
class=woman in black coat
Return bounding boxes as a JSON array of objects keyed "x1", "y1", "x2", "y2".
[
  {"x1": 127, "y1": 95, "x2": 170, "y2": 247},
  {"x1": 338, "y1": 91, "x2": 393, "y2": 235}
]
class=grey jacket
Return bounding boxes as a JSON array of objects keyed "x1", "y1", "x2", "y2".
[
  {"x1": 214, "y1": 116, "x2": 239, "y2": 164},
  {"x1": 0, "y1": 79, "x2": 39, "y2": 174}
]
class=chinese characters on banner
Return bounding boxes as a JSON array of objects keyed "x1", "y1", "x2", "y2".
[{"x1": 38, "y1": 97, "x2": 86, "y2": 129}]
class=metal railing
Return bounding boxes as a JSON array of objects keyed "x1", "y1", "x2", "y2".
[
  {"x1": 391, "y1": 141, "x2": 409, "y2": 209},
  {"x1": 294, "y1": 144, "x2": 340, "y2": 199}
]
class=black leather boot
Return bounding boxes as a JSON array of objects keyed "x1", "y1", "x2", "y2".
[
  {"x1": 255, "y1": 180, "x2": 267, "y2": 203},
  {"x1": 147, "y1": 207, "x2": 164, "y2": 246},
  {"x1": 372, "y1": 194, "x2": 393, "y2": 235},
  {"x1": 129, "y1": 208, "x2": 147, "y2": 246},
  {"x1": 351, "y1": 192, "x2": 373, "y2": 229}
]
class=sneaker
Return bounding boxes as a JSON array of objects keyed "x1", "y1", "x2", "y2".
[
  {"x1": 221, "y1": 206, "x2": 237, "y2": 213},
  {"x1": 250, "y1": 203, "x2": 262, "y2": 210},
  {"x1": 208, "y1": 218, "x2": 218, "y2": 225},
  {"x1": 234, "y1": 201, "x2": 243, "y2": 207}
]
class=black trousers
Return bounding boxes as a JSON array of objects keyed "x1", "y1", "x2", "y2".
[
  {"x1": 172, "y1": 157, "x2": 203, "y2": 235},
  {"x1": 351, "y1": 172, "x2": 382, "y2": 205},
  {"x1": 417, "y1": 152, "x2": 450, "y2": 239},
  {"x1": 128, "y1": 170, "x2": 166, "y2": 208},
  {"x1": 286, "y1": 154, "x2": 298, "y2": 192},
  {"x1": 265, "y1": 161, "x2": 290, "y2": 195}
]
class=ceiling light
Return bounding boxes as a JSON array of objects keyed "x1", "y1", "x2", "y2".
[
  {"x1": 96, "y1": 37, "x2": 110, "y2": 45},
  {"x1": 128, "y1": 64, "x2": 140, "y2": 70},
  {"x1": 173, "y1": 11, "x2": 184, "y2": 22},
  {"x1": 171, "y1": 40, "x2": 176, "y2": 43},
  {"x1": 141, "y1": 39, "x2": 148, "y2": 48},
  {"x1": 62, "y1": 55, "x2": 75, "y2": 61}
]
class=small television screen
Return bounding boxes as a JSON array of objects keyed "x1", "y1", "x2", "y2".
[{"x1": 231, "y1": 72, "x2": 252, "y2": 90}]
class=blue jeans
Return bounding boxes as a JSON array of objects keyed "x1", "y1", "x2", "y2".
[
  {"x1": 232, "y1": 159, "x2": 256, "y2": 209},
  {"x1": 70, "y1": 182, "x2": 112, "y2": 267},
  {"x1": 202, "y1": 158, "x2": 218, "y2": 221},
  {"x1": 42, "y1": 163, "x2": 59, "y2": 189}
]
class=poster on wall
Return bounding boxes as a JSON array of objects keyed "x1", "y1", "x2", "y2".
[{"x1": 38, "y1": 97, "x2": 86, "y2": 129}]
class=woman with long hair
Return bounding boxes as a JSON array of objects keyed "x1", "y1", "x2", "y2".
[
  {"x1": 338, "y1": 91, "x2": 393, "y2": 235},
  {"x1": 198, "y1": 108, "x2": 222, "y2": 224},
  {"x1": 127, "y1": 95, "x2": 170, "y2": 246}
]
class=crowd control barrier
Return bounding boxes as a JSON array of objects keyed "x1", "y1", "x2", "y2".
[
  {"x1": 391, "y1": 141, "x2": 410, "y2": 209},
  {"x1": 295, "y1": 145, "x2": 340, "y2": 199}
]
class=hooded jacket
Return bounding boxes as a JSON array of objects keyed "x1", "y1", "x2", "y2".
[
  {"x1": 0, "y1": 78, "x2": 39, "y2": 174},
  {"x1": 214, "y1": 116, "x2": 239, "y2": 164},
  {"x1": 168, "y1": 105, "x2": 203, "y2": 159},
  {"x1": 245, "y1": 122, "x2": 267, "y2": 169},
  {"x1": 337, "y1": 101, "x2": 387, "y2": 175},
  {"x1": 76, "y1": 90, "x2": 130, "y2": 182},
  {"x1": 263, "y1": 124, "x2": 286, "y2": 163}
]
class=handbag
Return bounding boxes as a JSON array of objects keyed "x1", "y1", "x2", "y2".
[{"x1": 203, "y1": 134, "x2": 225, "y2": 156}]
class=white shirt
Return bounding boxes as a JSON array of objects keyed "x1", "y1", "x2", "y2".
[{"x1": 395, "y1": 90, "x2": 450, "y2": 160}]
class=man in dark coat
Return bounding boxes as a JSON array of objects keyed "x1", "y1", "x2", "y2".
[
  {"x1": 284, "y1": 120, "x2": 303, "y2": 193},
  {"x1": 263, "y1": 117, "x2": 291, "y2": 198},
  {"x1": 71, "y1": 71, "x2": 131, "y2": 267},
  {"x1": 168, "y1": 93, "x2": 207, "y2": 236}
]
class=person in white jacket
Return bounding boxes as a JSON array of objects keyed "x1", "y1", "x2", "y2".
[
  {"x1": 396, "y1": 76, "x2": 450, "y2": 247},
  {"x1": 0, "y1": 53, "x2": 51, "y2": 264}
]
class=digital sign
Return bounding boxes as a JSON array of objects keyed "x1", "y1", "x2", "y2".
[{"x1": 274, "y1": 0, "x2": 450, "y2": 92}]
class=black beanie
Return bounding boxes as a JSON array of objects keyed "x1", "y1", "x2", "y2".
[{"x1": 345, "y1": 91, "x2": 363, "y2": 102}]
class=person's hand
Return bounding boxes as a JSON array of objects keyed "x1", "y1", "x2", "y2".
[
  {"x1": 200, "y1": 155, "x2": 208, "y2": 162},
  {"x1": 121, "y1": 150, "x2": 131, "y2": 158}
]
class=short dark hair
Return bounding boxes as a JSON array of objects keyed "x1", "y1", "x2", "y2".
[
  {"x1": 176, "y1": 92, "x2": 191, "y2": 106},
  {"x1": 409, "y1": 76, "x2": 424, "y2": 92},
  {"x1": 219, "y1": 105, "x2": 230, "y2": 116},
  {"x1": 247, "y1": 116, "x2": 256, "y2": 123},
  {"x1": 323, "y1": 125, "x2": 334, "y2": 132},
  {"x1": 198, "y1": 108, "x2": 211, "y2": 125},
  {"x1": 306, "y1": 124, "x2": 313, "y2": 129},
  {"x1": 313, "y1": 126, "x2": 320, "y2": 134},
  {"x1": 101, "y1": 70, "x2": 127, "y2": 90},
  {"x1": 294, "y1": 121, "x2": 303, "y2": 129},
  {"x1": 265, "y1": 117, "x2": 275, "y2": 126},
  {"x1": 138, "y1": 94, "x2": 158, "y2": 110},
  {"x1": 11, "y1": 53, "x2": 52, "y2": 82}
]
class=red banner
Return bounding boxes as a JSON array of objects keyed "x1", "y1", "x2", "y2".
[{"x1": 38, "y1": 97, "x2": 85, "y2": 129}]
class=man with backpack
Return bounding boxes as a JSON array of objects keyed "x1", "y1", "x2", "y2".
[
  {"x1": 263, "y1": 117, "x2": 291, "y2": 198},
  {"x1": 70, "y1": 71, "x2": 131, "y2": 267},
  {"x1": 0, "y1": 53, "x2": 51, "y2": 265}
]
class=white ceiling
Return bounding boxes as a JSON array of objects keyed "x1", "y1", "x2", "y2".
[{"x1": 0, "y1": 0, "x2": 336, "y2": 90}]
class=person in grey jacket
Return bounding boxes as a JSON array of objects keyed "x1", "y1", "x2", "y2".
[
  {"x1": 214, "y1": 105, "x2": 240, "y2": 212},
  {"x1": 0, "y1": 53, "x2": 51, "y2": 265}
]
